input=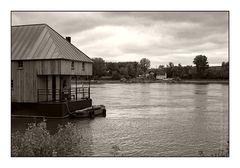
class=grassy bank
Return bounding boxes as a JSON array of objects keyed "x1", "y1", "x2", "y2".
[
  {"x1": 177, "y1": 79, "x2": 229, "y2": 84},
  {"x1": 90, "y1": 79, "x2": 229, "y2": 84},
  {"x1": 12, "y1": 120, "x2": 122, "y2": 157},
  {"x1": 198, "y1": 141, "x2": 229, "y2": 157},
  {"x1": 11, "y1": 121, "x2": 85, "y2": 156}
]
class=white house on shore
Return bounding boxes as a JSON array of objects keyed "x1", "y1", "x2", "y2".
[
  {"x1": 156, "y1": 73, "x2": 167, "y2": 80},
  {"x1": 156, "y1": 72, "x2": 167, "y2": 80}
]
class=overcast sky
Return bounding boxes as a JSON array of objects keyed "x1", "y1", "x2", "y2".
[{"x1": 12, "y1": 12, "x2": 228, "y2": 67}]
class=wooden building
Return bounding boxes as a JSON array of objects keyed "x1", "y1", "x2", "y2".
[{"x1": 11, "y1": 24, "x2": 93, "y2": 117}]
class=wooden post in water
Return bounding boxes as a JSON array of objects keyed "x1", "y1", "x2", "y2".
[
  {"x1": 46, "y1": 76, "x2": 48, "y2": 102},
  {"x1": 75, "y1": 75, "x2": 77, "y2": 101},
  {"x1": 60, "y1": 76, "x2": 62, "y2": 101},
  {"x1": 59, "y1": 89, "x2": 61, "y2": 102},
  {"x1": 46, "y1": 89, "x2": 48, "y2": 102},
  {"x1": 88, "y1": 76, "x2": 90, "y2": 99},
  {"x1": 82, "y1": 77, "x2": 85, "y2": 99}
]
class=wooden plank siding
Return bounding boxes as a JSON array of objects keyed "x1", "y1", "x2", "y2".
[
  {"x1": 39, "y1": 60, "x2": 61, "y2": 75},
  {"x1": 12, "y1": 61, "x2": 39, "y2": 102},
  {"x1": 11, "y1": 60, "x2": 92, "y2": 103},
  {"x1": 60, "y1": 60, "x2": 92, "y2": 76}
]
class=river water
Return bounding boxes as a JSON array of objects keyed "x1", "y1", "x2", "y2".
[{"x1": 12, "y1": 83, "x2": 228, "y2": 156}]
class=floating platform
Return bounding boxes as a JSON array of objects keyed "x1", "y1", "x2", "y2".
[
  {"x1": 12, "y1": 99, "x2": 106, "y2": 119},
  {"x1": 12, "y1": 99, "x2": 94, "y2": 118},
  {"x1": 70, "y1": 105, "x2": 106, "y2": 118},
  {"x1": 12, "y1": 98, "x2": 107, "y2": 119}
]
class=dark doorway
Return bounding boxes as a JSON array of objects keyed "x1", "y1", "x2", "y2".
[{"x1": 52, "y1": 75, "x2": 56, "y2": 101}]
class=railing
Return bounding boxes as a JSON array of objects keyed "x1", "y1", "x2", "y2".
[{"x1": 37, "y1": 87, "x2": 90, "y2": 102}]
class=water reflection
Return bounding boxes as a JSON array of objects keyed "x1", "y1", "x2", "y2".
[{"x1": 193, "y1": 84, "x2": 208, "y2": 112}]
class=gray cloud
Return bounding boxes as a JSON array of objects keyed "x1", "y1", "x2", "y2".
[{"x1": 12, "y1": 11, "x2": 228, "y2": 67}]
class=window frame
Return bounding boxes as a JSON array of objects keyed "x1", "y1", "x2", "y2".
[
  {"x1": 18, "y1": 61, "x2": 23, "y2": 70},
  {"x1": 71, "y1": 61, "x2": 75, "y2": 70},
  {"x1": 82, "y1": 62, "x2": 85, "y2": 71}
]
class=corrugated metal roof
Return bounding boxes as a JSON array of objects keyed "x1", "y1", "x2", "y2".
[{"x1": 11, "y1": 24, "x2": 93, "y2": 63}]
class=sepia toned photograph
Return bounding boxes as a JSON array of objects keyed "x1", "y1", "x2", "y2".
[{"x1": 11, "y1": 11, "x2": 229, "y2": 157}]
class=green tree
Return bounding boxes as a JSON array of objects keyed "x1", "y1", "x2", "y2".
[
  {"x1": 221, "y1": 61, "x2": 229, "y2": 79},
  {"x1": 222, "y1": 61, "x2": 229, "y2": 71},
  {"x1": 119, "y1": 66, "x2": 129, "y2": 78},
  {"x1": 169, "y1": 62, "x2": 174, "y2": 68},
  {"x1": 181, "y1": 65, "x2": 194, "y2": 79},
  {"x1": 106, "y1": 62, "x2": 119, "y2": 76},
  {"x1": 140, "y1": 58, "x2": 150, "y2": 74},
  {"x1": 158, "y1": 65, "x2": 164, "y2": 69},
  {"x1": 92, "y1": 58, "x2": 106, "y2": 79},
  {"x1": 127, "y1": 63, "x2": 136, "y2": 78},
  {"x1": 193, "y1": 55, "x2": 209, "y2": 78},
  {"x1": 166, "y1": 62, "x2": 174, "y2": 78},
  {"x1": 175, "y1": 63, "x2": 183, "y2": 78},
  {"x1": 112, "y1": 71, "x2": 121, "y2": 80}
]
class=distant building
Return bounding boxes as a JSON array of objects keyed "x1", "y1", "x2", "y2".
[
  {"x1": 11, "y1": 24, "x2": 93, "y2": 117},
  {"x1": 156, "y1": 73, "x2": 167, "y2": 80},
  {"x1": 156, "y1": 71, "x2": 167, "y2": 80},
  {"x1": 149, "y1": 71, "x2": 155, "y2": 76}
]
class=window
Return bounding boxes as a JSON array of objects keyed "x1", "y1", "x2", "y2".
[
  {"x1": 18, "y1": 61, "x2": 23, "y2": 69},
  {"x1": 71, "y1": 61, "x2": 74, "y2": 70},
  {"x1": 82, "y1": 62, "x2": 85, "y2": 71}
]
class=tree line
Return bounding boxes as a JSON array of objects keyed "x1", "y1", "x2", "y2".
[{"x1": 92, "y1": 55, "x2": 229, "y2": 80}]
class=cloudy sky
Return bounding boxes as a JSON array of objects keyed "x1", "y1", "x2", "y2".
[{"x1": 12, "y1": 12, "x2": 228, "y2": 67}]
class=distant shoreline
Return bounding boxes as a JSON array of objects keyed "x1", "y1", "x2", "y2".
[{"x1": 90, "y1": 79, "x2": 229, "y2": 84}]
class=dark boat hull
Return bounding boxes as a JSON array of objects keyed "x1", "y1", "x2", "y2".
[{"x1": 70, "y1": 105, "x2": 106, "y2": 118}]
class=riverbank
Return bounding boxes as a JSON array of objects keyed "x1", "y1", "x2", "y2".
[{"x1": 90, "y1": 79, "x2": 229, "y2": 84}]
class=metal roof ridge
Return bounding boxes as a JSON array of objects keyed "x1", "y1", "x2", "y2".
[
  {"x1": 68, "y1": 41, "x2": 93, "y2": 62},
  {"x1": 11, "y1": 23, "x2": 47, "y2": 27},
  {"x1": 44, "y1": 25, "x2": 64, "y2": 60},
  {"x1": 45, "y1": 24, "x2": 93, "y2": 62}
]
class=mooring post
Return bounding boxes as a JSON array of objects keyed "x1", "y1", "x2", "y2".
[
  {"x1": 75, "y1": 75, "x2": 77, "y2": 101},
  {"x1": 60, "y1": 76, "x2": 62, "y2": 101},
  {"x1": 58, "y1": 89, "x2": 60, "y2": 101},
  {"x1": 83, "y1": 86, "x2": 85, "y2": 98},
  {"x1": 88, "y1": 76, "x2": 91, "y2": 99}
]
